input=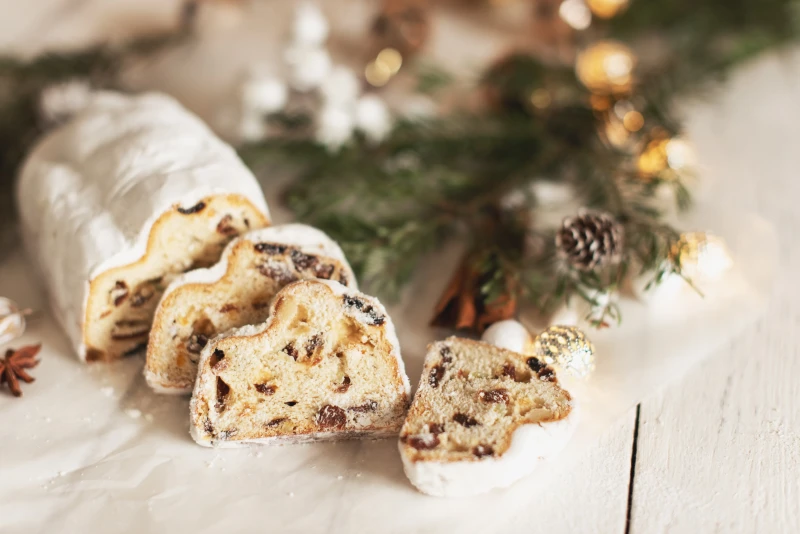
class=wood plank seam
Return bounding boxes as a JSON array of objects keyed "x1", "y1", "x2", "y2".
[{"x1": 624, "y1": 404, "x2": 642, "y2": 534}]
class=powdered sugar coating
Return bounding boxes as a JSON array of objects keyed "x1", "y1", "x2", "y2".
[
  {"x1": 400, "y1": 405, "x2": 578, "y2": 497},
  {"x1": 17, "y1": 92, "x2": 269, "y2": 360},
  {"x1": 399, "y1": 333, "x2": 579, "y2": 497},
  {"x1": 161, "y1": 224, "x2": 357, "y2": 301}
]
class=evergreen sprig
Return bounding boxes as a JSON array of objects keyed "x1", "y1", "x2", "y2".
[{"x1": 239, "y1": 0, "x2": 798, "y2": 328}]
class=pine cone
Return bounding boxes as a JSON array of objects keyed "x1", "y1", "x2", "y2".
[{"x1": 556, "y1": 211, "x2": 623, "y2": 271}]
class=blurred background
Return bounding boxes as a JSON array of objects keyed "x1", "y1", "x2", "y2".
[{"x1": 1, "y1": 0, "x2": 797, "y2": 324}]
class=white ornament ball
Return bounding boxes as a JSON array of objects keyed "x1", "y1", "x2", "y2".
[
  {"x1": 293, "y1": 2, "x2": 329, "y2": 46},
  {"x1": 316, "y1": 106, "x2": 354, "y2": 150},
  {"x1": 286, "y1": 46, "x2": 332, "y2": 92},
  {"x1": 0, "y1": 297, "x2": 27, "y2": 346},
  {"x1": 237, "y1": 114, "x2": 268, "y2": 143},
  {"x1": 548, "y1": 303, "x2": 582, "y2": 327},
  {"x1": 481, "y1": 320, "x2": 535, "y2": 354},
  {"x1": 355, "y1": 95, "x2": 392, "y2": 143},
  {"x1": 240, "y1": 75, "x2": 288, "y2": 115},
  {"x1": 39, "y1": 79, "x2": 93, "y2": 125},
  {"x1": 320, "y1": 66, "x2": 361, "y2": 108}
]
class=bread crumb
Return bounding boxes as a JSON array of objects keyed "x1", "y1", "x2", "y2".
[
  {"x1": 337, "y1": 475, "x2": 344, "y2": 480},
  {"x1": 101, "y1": 386, "x2": 115, "y2": 397},
  {"x1": 125, "y1": 409, "x2": 142, "y2": 419},
  {"x1": 288, "y1": 492, "x2": 295, "y2": 497}
]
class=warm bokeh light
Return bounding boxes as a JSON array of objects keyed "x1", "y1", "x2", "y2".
[
  {"x1": 365, "y1": 60, "x2": 392, "y2": 86},
  {"x1": 672, "y1": 232, "x2": 733, "y2": 279},
  {"x1": 586, "y1": 0, "x2": 629, "y2": 19},
  {"x1": 376, "y1": 47, "x2": 403, "y2": 75},
  {"x1": 576, "y1": 41, "x2": 636, "y2": 94},
  {"x1": 559, "y1": 0, "x2": 592, "y2": 30},
  {"x1": 530, "y1": 88, "x2": 552, "y2": 109},
  {"x1": 622, "y1": 110, "x2": 643, "y2": 131}
]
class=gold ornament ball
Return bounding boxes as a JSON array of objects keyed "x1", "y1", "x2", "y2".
[
  {"x1": 576, "y1": 40, "x2": 636, "y2": 95},
  {"x1": 586, "y1": 0, "x2": 629, "y2": 19},
  {"x1": 534, "y1": 325, "x2": 596, "y2": 379}
]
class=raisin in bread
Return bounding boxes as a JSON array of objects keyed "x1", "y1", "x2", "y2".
[
  {"x1": 190, "y1": 279, "x2": 410, "y2": 447},
  {"x1": 145, "y1": 224, "x2": 357, "y2": 394},
  {"x1": 398, "y1": 337, "x2": 577, "y2": 497},
  {"x1": 16, "y1": 92, "x2": 270, "y2": 362}
]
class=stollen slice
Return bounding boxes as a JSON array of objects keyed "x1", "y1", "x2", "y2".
[
  {"x1": 398, "y1": 337, "x2": 577, "y2": 497},
  {"x1": 16, "y1": 92, "x2": 270, "y2": 362},
  {"x1": 190, "y1": 279, "x2": 410, "y2": 447},
  {"x1": 145, "y1": 224, "x2": 357, "y2": 394}
]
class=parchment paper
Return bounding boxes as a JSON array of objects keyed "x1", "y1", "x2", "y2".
[{"x1": 0, "y1": 194, "x2": 776, "y2": 533}]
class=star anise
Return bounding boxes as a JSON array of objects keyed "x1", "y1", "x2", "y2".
[{"x1": 0, "y1": 344, "x2": 41, "y2": 397}]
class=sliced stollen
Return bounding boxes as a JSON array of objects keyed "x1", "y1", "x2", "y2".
[
  {"x1": 398, "y1": 337, "x2": 577, "y2": 497},
  {"x1": 145, "y1": 224, "x2": 357, "y2": 394},
  {"x1": 16, "y1": 92, "x2": 270, "y2": 362},
  {"x1": 190, "y1": 279, "x2": 410, "y2": 447}
]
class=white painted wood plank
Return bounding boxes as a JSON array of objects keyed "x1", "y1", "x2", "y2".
[
  {"x1": 631, "y1": 51, "x2": 800, "y2": 533},
  {"x1": 509, "y1": 411, "x2": 637, "y2": 534}
]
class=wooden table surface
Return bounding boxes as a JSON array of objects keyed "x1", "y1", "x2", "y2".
[{"x1": 1, "y1": 1, "x2": 798, "y2": 532}]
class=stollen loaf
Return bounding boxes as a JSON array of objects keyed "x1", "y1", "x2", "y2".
[{"x1": 16, "y1": 92, "x2": 270, "y2": 362}]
